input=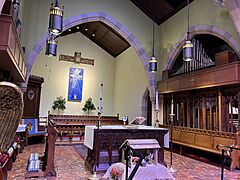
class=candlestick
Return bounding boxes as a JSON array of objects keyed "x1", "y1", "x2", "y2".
[
  {"x1": 156, "y1": 89, "x2": 159, "y2": 111},
  {"x1": 170, "y1": 94, "x2": 174, "y2": 115},
  {"x1": 99, "y1": 83, "x2": 103, "y2": 113}
]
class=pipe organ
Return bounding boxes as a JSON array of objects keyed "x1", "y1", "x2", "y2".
[
  {"x1": 158, "y1": 39, "x2": 240, "y2": 163},
  {"x1": 171, "y1": 39, "x2": 215, "y2": 76}
]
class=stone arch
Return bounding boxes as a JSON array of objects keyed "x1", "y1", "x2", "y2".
[
  {"x1": 164, "y1": 25, "x2": 240, "y2": 70},
  {"x1": 27, "y1": 12, "x2": 156, "y2": 100}
]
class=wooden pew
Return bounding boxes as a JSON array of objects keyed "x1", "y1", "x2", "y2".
[
  {"x1": 0, "y1": 82, "x2": 23, "y2": 180},
  {"x1": 25, "y1": 121, "x2": 58, "y2": 178},
  {"x1": 159, "y1": 125, "x2": 236, "y2": 155},
  {"x1": 0, "y1": 153, "x2": 9, "y2": 180},
  {"x1": 48, "y1": 114, "x2": 123, "y2": 142},
  {"x1": 230, "y1": 131, "x2": 240, "y2": 171}
]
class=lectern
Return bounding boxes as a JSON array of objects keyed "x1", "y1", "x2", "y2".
[
  {"x1": 119, "y1": 139, "x2": 160, "y2": 180},
  {"x1": 120, "y1": 139, "x2": 160, "y2": 167}
]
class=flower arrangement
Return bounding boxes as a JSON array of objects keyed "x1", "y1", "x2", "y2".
[
  {"x1": 52, "y1": 96, "x2": 66, "y2": 114},
  {"x1": 82, "y1": 97, "x2": 96, "y2": 115}
]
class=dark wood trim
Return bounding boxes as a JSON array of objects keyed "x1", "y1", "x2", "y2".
[
  {"x1": 210, "y1": 97, "x2": 213, "y2": 130},
  {"x1": 187, "y1": 99, "x2": 190, "y2": 127},
  {"x1": 0, "y1": 15, "x2": 27, "y2": 82},
  {"x1": 158, "y1": 62, "x2": 240, "y2": 94},
  {"x1": 218, "y1": 88, "x2": 222, "y2": 131},
  {"x1": 202, "y1": 97, "x2": 206, "y2": 129}
]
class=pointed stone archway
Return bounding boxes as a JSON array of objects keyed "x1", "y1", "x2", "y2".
[
  {"x1": 141, "y1": 87, "x2": 153, "y2": 126},
  {"x1": 164, "y1": 25, "x2": 240, "y2": 70},
  {"x1": 26, "y1": 12, "x2": 156, "y2": 101}
]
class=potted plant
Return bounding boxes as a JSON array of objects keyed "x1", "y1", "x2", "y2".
[
  {"x1": 82, "y1": 97, "x2": 96, "y2": 115},
  {"x1": 52, "y1": 96, "x2": 66, "y2": 114}
]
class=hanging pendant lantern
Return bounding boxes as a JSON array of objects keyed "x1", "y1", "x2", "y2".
[
  {"x1": 183, "y1": 0, "x2": 194, "y2": 62},
  {"x1": 149, "y1": 17, "x2": 157, "y2": 73},
  {"x1": 183, "y1": 39, "x2": 193, "y2": 61},
  {"x1": 48, "y1": 0, "x2": 64, "y2": 35},
  {"x1": 149, "y1": 50, "x2": 157, "y2": 73},
  {"x1": 45, "y1": 38, "x2": 57, "y2": 57}
]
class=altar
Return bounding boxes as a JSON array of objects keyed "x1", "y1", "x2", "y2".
[{"x1": 84, "y1": 125, "x2": 169, "y2": 171}]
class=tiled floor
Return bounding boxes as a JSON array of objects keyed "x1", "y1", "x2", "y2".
[{"x1": 8, "y1": 144, "x2": 240, "y2": 180}]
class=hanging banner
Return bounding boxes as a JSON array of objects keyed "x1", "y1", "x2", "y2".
[{"x1": 68, "y1": 67, "x2": 84, "y2": 101}]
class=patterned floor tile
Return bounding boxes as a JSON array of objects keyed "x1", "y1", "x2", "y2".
[{"x1": 7, "y1": 144, "x2": 240, "y2": 179}]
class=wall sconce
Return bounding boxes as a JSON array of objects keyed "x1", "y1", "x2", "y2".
[
  {"x1": 48, "y1": 0, "x2": 64, "y2": 35},
  {"x1": 45, "y1": 38, "x2": 57, "y2": 57}
]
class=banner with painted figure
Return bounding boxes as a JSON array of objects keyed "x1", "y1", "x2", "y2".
[{"x1": 68, "y1": 67, "x2": 84, "y2": 101}]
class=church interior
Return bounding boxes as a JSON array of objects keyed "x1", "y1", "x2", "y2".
[{"x1": 1, "y1": 0, "x2": 240, "y2": 179}]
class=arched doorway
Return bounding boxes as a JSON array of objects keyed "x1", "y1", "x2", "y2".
[{"x1": 142, "y1": 88, "x2": 152, "y2": 126}]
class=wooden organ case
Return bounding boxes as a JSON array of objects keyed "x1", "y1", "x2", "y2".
[{"x1": 158, "y1": 35, "x2": 240, "y2": 169}]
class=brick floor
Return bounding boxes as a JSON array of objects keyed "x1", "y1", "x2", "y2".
[{"x1": 7, "y1": 144, "x2": 240, "y2": 179}]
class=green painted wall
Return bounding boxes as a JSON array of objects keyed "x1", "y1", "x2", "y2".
[
  {"x1": 157, "y1": 0, "x2": 240, "y2": 80},
  {"x1": 22, "y1": 0, "x2": 153, "y2": 61},
  {"x1": 23, "y1": 0, "x2": 240, "y2": 121},
  {"x1": 113, "y1": 47, "x2": 148, "y2": 121},
  {"x1": 23, "y1": 0, "x2": 153, "y2": 118},
  {"x1": 31, "y1": 33, "x2": 116, "y2": 116}
]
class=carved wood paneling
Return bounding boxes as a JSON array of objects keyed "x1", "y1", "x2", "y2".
[
  {"x1": 0, "y1": 15, "x2": 27, "y2": 82},
  {"x1": 160, "y1": 125, "x2": 236, "y2": 154},
  {"x1": 158, "y1": 62, "x2": 240, "y2": 93},
  {"x1": 86, "y1": 128, "x2": 168, "y2": 171},
  {"x1": 23, "y1": 75, "x2": 44, "y2": 119}
]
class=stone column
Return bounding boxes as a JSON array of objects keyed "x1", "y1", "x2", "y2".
[{"x1": 225, "y1": 0, "x2": 240, "y2": 36}]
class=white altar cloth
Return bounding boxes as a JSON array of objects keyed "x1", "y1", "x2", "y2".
[
  {"x1": 84, "y1": 125, "x2": 169, "y2": 150},
  {"x1": 102, "y1": 162, "x2": 174, "y2": 180}
]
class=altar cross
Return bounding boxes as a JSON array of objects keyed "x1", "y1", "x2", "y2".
[{"x1": 59, "y1": 52, "x2": 94, "y2": 66}]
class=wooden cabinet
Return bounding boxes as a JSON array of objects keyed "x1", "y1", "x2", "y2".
[{"x1": 23, "y1": 75, "x2": 44, "y2": 118}]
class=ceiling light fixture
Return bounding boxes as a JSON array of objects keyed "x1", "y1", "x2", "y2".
[
  {"x1": 45, "y1": 37, "x2": 57, "y2": 57},
  {"x1": 48, "y1": 0, "x2": 64, "y2": 35},
  {"x1": 149, "y1": 12, "x2": 157, "y2": 73},
  {"x1": 183, "y1": 0, "x2": 193, "y2": 62}
]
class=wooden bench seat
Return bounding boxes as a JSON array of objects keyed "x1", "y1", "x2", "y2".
[
  {"x1": 49, "y1": 114, "x2": 123, "y2": 143},
  {"x1": 160, "y1": 125, "x2": 236, "y2": 155},
  {"x1": 0, "y1": 153, "x2": 9, "y2": 180}
]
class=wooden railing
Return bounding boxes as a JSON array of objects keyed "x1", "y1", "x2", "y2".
[
  {"x1": 158, "y1": 61, "x2": 240, "y2": 93},
  {"x1": 159, "y1": 125, "x2": 236, "y2": 154}
]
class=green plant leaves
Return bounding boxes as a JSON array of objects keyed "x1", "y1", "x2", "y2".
[
  {"x1": 82, "y1": 97, "x2": 96, "y2": 114},
  {"x1": 52, "y1": 96, "x2": 66, "y2": 111}
]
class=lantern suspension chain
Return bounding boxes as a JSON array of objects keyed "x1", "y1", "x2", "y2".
[
  {"x1": 187, "y1": 0, "x2": 190, "y2": 40},
  {"x1": 152, "y1": 19, "x2": 155, "y2": 57}
]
